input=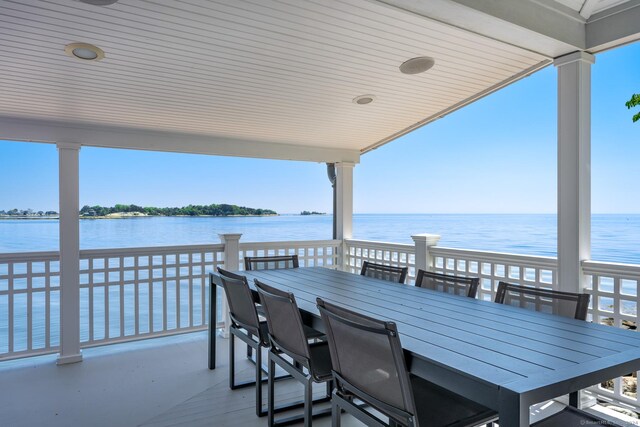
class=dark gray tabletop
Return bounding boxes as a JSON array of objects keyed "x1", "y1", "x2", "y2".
[{"x1": 212, "y1": 267, "x2": 640, "y2": 426}]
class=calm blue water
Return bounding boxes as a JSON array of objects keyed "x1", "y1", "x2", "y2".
[
  {"x1": 1, "y1": 213, "x2": 639, "y2": 263},
  {"x1": 2, "y1": 213, "x2": 640, "y2": 353}
]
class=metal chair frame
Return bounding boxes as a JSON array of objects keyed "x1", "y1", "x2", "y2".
[
  {"x1": 256, "y1": 279, "x2": 333, "y2": 427},
  {"x1": 244, "y1": 254, "x2": 299, "y2": 271},
  {"x1": 414, "y1": 269, "x2": 480, "y2": 298},
  {"x1": 360, "y1": 261, "x2": 408, "y2": 284},
  {"x1": 494, "y1": 281, "x2": 590, "y2": 321},
  {"x1": 215, "y1": 269, "x2": 297, "y2": 418}
]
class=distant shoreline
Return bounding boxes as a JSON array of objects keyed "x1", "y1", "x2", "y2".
[{"x1": 0, "y1": 214, "x2": 280, "y2": 220}]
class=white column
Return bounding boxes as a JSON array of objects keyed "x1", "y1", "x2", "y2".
[
  {"x1": 219, "y1": 233, "x2": 242, "y2": 338},
  {"x1": 57, "y1": 142, "x2": 82, "y2": 365},
  {"x1": 554, "y1": 51, "x2": 595, "y2": 294},
  {"x1": 412, "y1": 234, "x2": 442, "y2": 275},
  {"x1": 335, "y1": 162, "x2": 354, "y2": 270}
]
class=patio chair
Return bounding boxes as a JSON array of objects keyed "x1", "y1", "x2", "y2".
[
  {"x1": 217, "y1": 268, "x2": 322, "y2": 418},
  {"x1": 360, "y1": 261, "x2": 408, "y2": 284},
  {"x1": 255, "y1": 279, "x2": 333, "y2": 427},
  {"x1": 244, "y1": 254, "x2": 299, "y2": 271},
  {"x1": 494, "y1": 281, "x2": 590, "y2": 320},
  {"x1": 415, "y1": 269, "x2": 480, "y2": 298},
  {"x1": 316, "y1": 298, "x2": 498, "y2": 427}
]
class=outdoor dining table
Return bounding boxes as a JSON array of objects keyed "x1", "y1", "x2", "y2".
[{"x1": 208, "y1": 266, "x2": 640, "y2": 427}]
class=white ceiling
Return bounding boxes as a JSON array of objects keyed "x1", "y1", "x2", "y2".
[
  {"x1": 0, "y1": 0, "x2": 548, "y2": 155},
  {"x1": 0, "y1": 0, "x2": 637, "y2": 160}
]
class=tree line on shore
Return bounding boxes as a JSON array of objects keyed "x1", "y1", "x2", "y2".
[
  {"x1": 79, "y1": 204, "x2": 277, "y2": 217},
  {"x1": 0, "y1": 209, "x2": 58, "y2": 217}
]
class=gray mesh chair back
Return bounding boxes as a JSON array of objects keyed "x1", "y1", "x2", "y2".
[
  {"x1": 360, "y1": 261, "x2": 408, "y2": 284},
  {"x1": 415, "y1": 269, "x2": 480, "y2": 298},
  {"x1": 244, "y1": 255, "x2": 299, "y2": 271},
  {"x1": 317, "y1": 298, "x2": 417, "y2": 421},
  {"x1": 218, "y1": 267, "x2": 262, "y2": 339},
  {"x1": 495, "y1": 281, "x2": 590, "y2": 320},
  {"x1": 255, "y1": 279, "x2": 311, "y2": 364}
]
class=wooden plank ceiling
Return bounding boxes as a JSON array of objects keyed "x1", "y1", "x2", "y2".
[{"x1": 0, "y1": 0, "x2": 548, "y2": 153}]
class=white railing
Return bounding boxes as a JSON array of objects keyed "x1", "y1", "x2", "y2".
[
  {"x1": 0, "y1": 239, "x2": 341, "y2": 360},
  {"x1": 79, "y1": 244, "x2": 225, "y2": 348},
  {"x1": 0, "y1": 251, "x2": 60, "y2": 359},
  {"x1": 583, "y1": 260, "x2": 640, "y2": 410},
  {"x1": 431, "y1": 247, "x2": 558, "y2": 301},
  {"x1": 0, "y1": 244, "x2": 225, "y2": 360},
  {"x1": 239, "y1": 239, "x2": 340, "y2": 270},
  {"x1": 2, "y1": 235, "x2": 640, "y2": 413},
  {"x1": 344, "y1": 239, "x2": 416, "y2": 281}
]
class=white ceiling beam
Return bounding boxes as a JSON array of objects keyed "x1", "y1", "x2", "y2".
[
  {"x1": 377, "y1": 0, "x2": 585, "y2": 58},
  {"x1": 586, "y1": 0, "x2": 640, "y2": 52},
  {"x1": 579, "y1": 0, "x2": 599, "y2": 19},
  {"x1": 0, "y1": 116, "x2": 360, "y2": 164}
]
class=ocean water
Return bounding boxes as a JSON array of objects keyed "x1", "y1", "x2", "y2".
[
  {"x1": 1, "y1": 213, "x2": 639, "y2": 264},
  {"x1": 2, "y1": 213, "x2": 639, "y2": 353}
]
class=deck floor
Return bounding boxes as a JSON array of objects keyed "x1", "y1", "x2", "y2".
[
  {"x1": 0, "y1": 332, "x2": 352, "y2": 427},
  {"x1": 0, "y1": 332, "x2": 633, "y2": 427}
]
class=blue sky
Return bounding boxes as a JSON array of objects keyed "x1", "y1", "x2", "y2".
[{"x1": 1, "y1": 42, "x2": 638, "y2": 214}]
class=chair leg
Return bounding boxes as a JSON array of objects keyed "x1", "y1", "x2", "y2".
[
  {"x1": 255, "y1": 343, "x2": 263, "y2": 417},
  {"x1": 332, "y1": 394, "x2": 341, "y2": 427},
  {"x1": 268, "y1": 354, "x2": 275, "y2": 427},
  {"x1": 247, "y1": 333, "x2": 253, "y2": 359},
  {"x1": 229, "y1": 334, "x2": 235, "y2": 389},
  {"x1": 304, "y1": 377, "x2": 313, "y2": 427}
]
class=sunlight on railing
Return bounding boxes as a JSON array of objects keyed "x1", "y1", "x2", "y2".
[
  {"x1": 79, "y1": 245, "x2": 224, "y2": 348},
  {"x1": 239, "y1": 240, "x2": 340, "y2": 270},
  {"x1": 583, "y1": 260, "x2": 640, "y2": 410},
  {"x1": 344, "y1": 239, "x2": 415, "y2": 281}
]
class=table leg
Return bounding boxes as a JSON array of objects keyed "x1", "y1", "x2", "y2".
[
  {"x1": 569, "y1": 391, "x2": 579, "y2": 407},
  {"x1": 208, "y1": 273, "x2": 217, "y2": 370},
  {"x1": 499, "y1": 389, "x2": 529, "y2": 427}
]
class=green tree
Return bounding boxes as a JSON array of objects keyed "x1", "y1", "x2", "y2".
[{"x1": 626, "y1": 93, "x2": 640, "y2": 123}]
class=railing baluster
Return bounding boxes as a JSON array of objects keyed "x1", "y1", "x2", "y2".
[
  {"x1": 148, "y1": 255, "x2": 153, "y2": 334},
  {"x1": 119, "y1": 255, "x2": 125, "y2": 339},
  {"x1": 162, "y1": 254, "x2": 168, "y2": 331},
  {"x1": 104, "y1": 257, "x2": 110, "y2": 340},
  {"x1": 27, "y1": 261, "x2": 32, "y2": 351},
  {"x1": 88, "y1": 255, "x2": 94, "y2": 342},
  {"x1": 8, "y1": 262, "x2": 13, "y2": 354},
  {"x1": 45, "y1": 259, "x2": 51, "y2": 349},
  {"x1": 175, "y1": 252, "x2": 180, "y2": 330},
  {"x1": 134, "y1": 255, "x2": 139, "y2": 337}
]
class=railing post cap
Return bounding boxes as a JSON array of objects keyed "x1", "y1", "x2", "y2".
[
  {"x1": 218, "y1": 233, "x2": 242, "y2": 242},
  {"x1": 411, "y1": 234, "x2": 441, "y2": 245}
]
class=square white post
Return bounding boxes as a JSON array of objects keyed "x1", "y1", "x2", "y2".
[
  {"x1": 412, "y1": 234, "x2": 442, "y2": 276},
  {"x1": 57, "y1": 142, "x2": 82, "y2": 365},
  {"x1": 218, "y1": 233, "x2": 242, "y2": 338},
  {"x1": 554, "y1": 51, "x2": 594, "y2": 295},
  {"x1": 335, "y1": 162, "x2": 354, "y2": 270}
]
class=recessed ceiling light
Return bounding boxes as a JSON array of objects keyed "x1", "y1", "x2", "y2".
[
  {"x1": 399, "y1": 56, "x2": 435, "y2": 75},
  {"x1": 79, "y1": 0, "x2": 119, "y2": 5},
  {"x1": 353, "y1": 95, "x2": 376, "y2": 105},
  {"x1": 64, "y1": 43, "x2": 105, "y2": 61}
]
